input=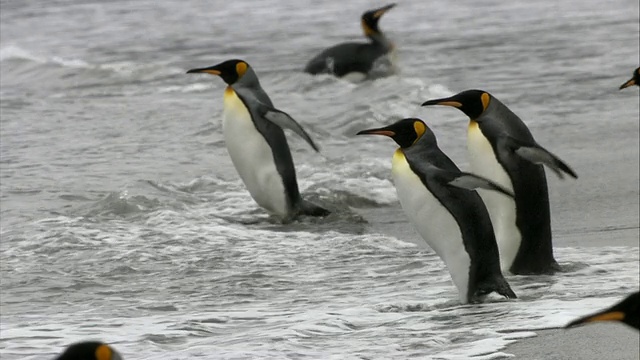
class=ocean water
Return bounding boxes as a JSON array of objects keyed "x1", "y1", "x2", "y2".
[{"x1": 1, "y1": 0, "x2": 639, "y2": 359}]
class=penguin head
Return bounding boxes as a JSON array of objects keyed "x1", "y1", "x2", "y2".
[
  {"x1": 565, "y1": 291, "x2": 639, "y2": 330},
  {"x1": 56, "y1": 341, "x2": 122, "y2": 360},
  {"x1": 361, "y1": 3, "x2": 396, "y2": 37},
  {"x1": 186, "y1": 59, "x2": 255, "y2": 86},
  {"x1": 619, "y1": 67, "x2": 640, "y2": 90},
  {"x1": 421, "y1": 90, "x2": 493, "y2": 120},
  {"x1": 356, "y1": 118, "x2": 435, "y2": 148}
]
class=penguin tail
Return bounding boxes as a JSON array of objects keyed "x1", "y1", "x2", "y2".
[{"x1": 299, "y1": 200, "x2": 331, "y2": 217}]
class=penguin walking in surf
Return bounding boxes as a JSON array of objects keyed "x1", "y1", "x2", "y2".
[
  {"x1": 357, "y1": 118, "x2": 517, "y2": 304},
  {"x1": 422, "y1": 90, "x2": 577, "y2": 275},
  {"x1": 304, "y1": 3, "x2": 397, "y2": 80},
  {"x1": 187, "y1": 59, "x2": 329, "y2": 223}
]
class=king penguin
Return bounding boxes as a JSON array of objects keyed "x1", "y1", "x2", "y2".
[
  {"x1": 304, "y1": 3, "x2": 396, "y2": 80},
  {"x1": 56, "y1": 341, "x2": 122, "y2": 360},
  {"x1": 422, "y1": 90, "x2": 578, "y2": 275},
  {"x1": 187, "y1": 59, "x2": 330, "y2": 223},
  {"x1": 566, "y1": 291, "x2": 639, "y2": 330},
  {"x1": 619, "y1": 67, "x2": 640, "y2": 90},
  {"x1": 357, "y1": 118, "x2": 517, "y2": 304}
]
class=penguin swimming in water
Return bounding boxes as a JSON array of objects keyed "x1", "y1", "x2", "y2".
[
  {"x1": 619, "y1": 67, "x2": 640, "y2": 90},
  {"x1": 566, "y1": 291, "x2": 639, "y2": 330},
  {"x1": 357, "y1": 118, "x2": 517, "y2": 304},
  {"x1": 56, "y1": 341, "x2": 122, "y2": 360},
  {"x1": 304, "y1": 3, "x2": 396, "y2": 80},
  {"x1": 422, "y1": 90, "x2": 578, "y2": 275},
  {"x1": 187, "y1": 59, "x2": 330, "y2": 222}
]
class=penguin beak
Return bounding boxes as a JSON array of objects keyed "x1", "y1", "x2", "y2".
[
  {"x1": 186, "y1": 66, "x2": 221, "y2": 76},
  {"x1": 356, "y1": 127, "x2": 396, "y2": 137},
  {"x1": 619, "y1": 78, "x2": 636, "y2": 90},
  {"x1": 421, "y1": 97, "x2": 462, "y2": 108},
  {"x1": 565, "y1": 310, "x2": 626, "y2": 328},
  {"x1": 373, "y1": 3, "x2": 396, "y2": 18}
]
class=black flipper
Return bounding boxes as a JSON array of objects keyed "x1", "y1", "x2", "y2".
[
  {"x1": 446, "y1": 172, "x2": 515, "y2": 198},
  {"x1": 427, "y1": 166, "x2": 514, "y2": 198},
  {"x1": 503, "y1": 136, "x2": 578, "y2": 179},
  {"x1": 257, "y1": 102, "x2": 321, "y2": 152}
]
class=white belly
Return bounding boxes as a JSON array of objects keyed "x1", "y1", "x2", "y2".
[
  {"x1": 467, "y1": 121, "x2": 520, "y2": 272},
  {"x1": 222, "y1": 87, "x2": 289, "y2": 218},
  {"x1": 392, "y1": 149, "x2": 471, "y2": 303}
]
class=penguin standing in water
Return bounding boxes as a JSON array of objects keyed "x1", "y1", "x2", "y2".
[
  {"x1": 187, "y1": 59, "x2": 329, "y2": 223},
  {"x1": 619, "y1": 67, "x2": 640, "y2": 89},
  {"x1": 422, "y1": 90, "x2": 577, "y2": 275},
  {"x1": 566, "y1": 291, "x2": 639, "y2": 330},
  {"x1": 55, "y1": 341, "x2": 122, "y2": 360},
  {"x1": 304, "y1": 3, "x2": 396, "y2": 80},
  {"x1": 357, "y1": 118, "x2": 517, "y2": 304}
]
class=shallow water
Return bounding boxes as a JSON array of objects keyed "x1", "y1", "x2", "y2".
[{"x1": 1, "y1": 0, "x2": 639, "y2": 358}]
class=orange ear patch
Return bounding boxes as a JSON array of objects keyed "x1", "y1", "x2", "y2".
[
  {"x1": 236, "y1": 62, "x2": 248, "y2": 77},
  {"x1": 95, "y1": 344, "x2": 112, "y2": 360},
  {"x1": 481, "y1": 93, "x2": 491, "y2": 111},
  {"x1": 413, "y1": 121, "x2": 426, "y2": 139}
]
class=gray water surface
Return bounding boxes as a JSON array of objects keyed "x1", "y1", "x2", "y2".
[{"x1": 1, "y1": 0, "x2": 639, "y2": 359}]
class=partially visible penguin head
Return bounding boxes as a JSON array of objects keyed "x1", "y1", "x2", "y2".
[
  {"x1": 356, "y1": 118, "x2": 436, "y2": 148},
  {"x1": 361, "y1": 3, "x2": 396, "y2": 37},
  {"x1": 55, "y1": 341, "x2": 122, "y2": 360},
  {"x1": 186, "y1": 59, "x2": 256, "y2": 86},
  {"x1": 565, "y1": 291, "x2": 639, "y2": 330},
  {"x1": 421, "y1": 90, "x2": 493, "y2": 120},
  {"x1": 619, "y1": 67, "x2": 640, "y2": 90}
]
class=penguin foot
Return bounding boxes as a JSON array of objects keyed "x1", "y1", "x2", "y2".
[
  {"x1": 474, "y1": 276, "x2": 518, "y2": 302},
  {"x1": 496, "y1": 283, "x2": 518, "y2": 300},
  {"x1": 299, "y1": 200, "x2": 331, "y2": 217}
]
